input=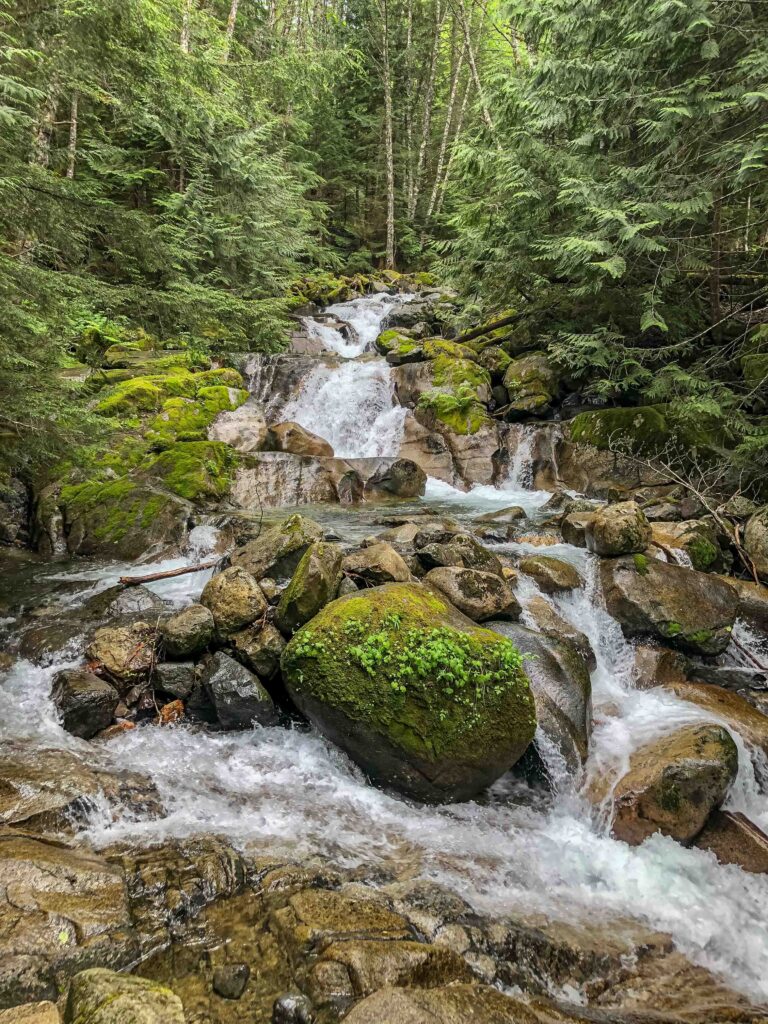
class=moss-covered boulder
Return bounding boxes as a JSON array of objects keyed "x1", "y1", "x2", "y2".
[
  {"x1": 375, "y1": 329, "x2": 422, "y2": 360},
  {"x1": 275, "y1": 541, "x2": 344, "y2": 636},
  {"x1": 600, "y1": 556, "x2": 738, "y2": 655},
  {"x1": 146, "y1": 386, "x2": 247, "y2": 447},
  {"x1": 568, "y1": 406, "x2": 669, "y2": 453},
  {"x1": 475, "y1": 344, "x2": 512, "y2": 381},
  {"x1": 423, "y1": 567, "x2": 520, "y2": 622},
  {"x1": 502, "y1": 351, "x2": 559, "y2": 417},
  {"x1": 518, "y1": 555, "x2": 582, "y2": 594},
  {"x1": 138, "y1": 441, "x2": 237, "y2": 502},
  {"x1": 744, "y1": 507, "x2": 768, "y2": 583},
  {"x1": 590, "y1": 724, "x2": 738, "y2": 846},
  {"x1": 650, "y1": 519, "x2": 724, "y2": 572},
  {"x1": 232, "y1": 513, "x2": 324, "y2": 580},
  {"x1": 200, "y1": 566, "x2": 267, "y2": 637},
  {"x1": 280, "y1": 582, "x2": 536, "y2": 802},
  {"x1": 585, "y1": 501, "x2": 651, "y2": 556}
]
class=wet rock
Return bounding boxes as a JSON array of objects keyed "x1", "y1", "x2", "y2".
[
  {"x1": 231, "y1": 452, "x2": 339, "y2": 508},
  {"x1": 229, "y1": 623, "x2": 285, "y2": 679},
  {"x1": 632, "y1": 644, "x2": 688, "y2": 690},
  {"x1": 585, "y1": 501, "x2": 651, "y2": 556},
  {"x1": 199, "y1": 652, "x2": 277, "y2": 730},
  {"x1": 0, "y1": 1002, "x2": 59, "y2": 1023},
  {"x1": 437, "y1": 417, "x2": 501, "y2": 487},
  {"x1": 0, "y1": 745, "x2": 161, "y2": 834},
  {"x1": 591, "y1": 723, "x2": 738, "y2": 846},
  {"x1": 651, "y1": 519, "x2": 725, "y2": 573},
  {"x1": 365, "y1": 458, "x2": 426, "y2": 499},
  {"x1": 722, "y1": 575, "x2": 768, "y2": 633},
  {"x1": 694, "y1": 810, "x2": 768, "y2": 874},
  {"x1": 424, "y1": 567, "x2": 520, "y2": 622},
  {"x1": 503, "y1": 351, "x2": 559, "y2": 417},
  {"x1": 661, "y1": 680, "x2": 768, "y2": 760},
  {"x1": 212, "y1": 963, "x2": 250, "y2": 999},
  {"x1": 51, "y1": 669, "x2": 119, "y2": 739},
  {"x1": 744, "y1": 507, "x2": 768, "y2": 582},
  {"x1": 343, "y1": 984, "x2": 527, "y2": 1024},
  {"x1": 232, "y1": 514, "x2": 324, "y2": 581},
  {"x1": 600, "y1": 556, "x2": 738, "y2": 656},
  {"x1": 160, "y1": 602, "x2": 214, "y2": 657},
  {"x1": 64, "y1": 968, "x2": 184, "y2": 1023},
  {"x1": 476, "y1": 344, "x2": 512, "y2": 381},
  {"x1": 152, "y1": 660, "x2": 196, "y2": 699},
  {"x1": 523, "y1": 595, "x2": 596, "y2": 671},
  {"x1": 281, "y1": 582, "x2": 536, "y2": 802},
  {"x1": 16, "y1": 620, "x2": 86, "y2": 665},
  {"x1": 412, "y1": 520, "x2": 465, "y2": 548},
  {"x1": 0, "y1": 477, "x2": 28, "y2": 546},
  {"x1": 200, "y1": 566, "x2": 268, "y2": 636},
  {"x1": 275, "y1": 542, "x2": 344, "y2": 635},
  {"x1": 208, "y1": 398, "x2": 268, "y2": 452},
  {"x1": 268, "y1": 421, "x2": 334, "y2": 458},
  {"x1": 398, "y1": 414, "x2": 455, "y2": 484},
  {"x1": 518, "y1": 555, "x2": 582, "y2": 594},
  {"x1": 560, "y1": 512, "x2": 595, "y2": 548},
  {"x1": 475, "y1": 505, "x2": 526, "y2": 525},
  {"x1": 343, "y1": 542, "x2": 412, "y2": 587},
  {"x1": 490, "y1": 623, "x2": 592, "y2": 770},
  {"x1": 83, "y1": 584, "x2": 165, "y2": 621},
  {"x1": 157, "y1": 698, "x2": 184, "y2": 725},
  {"x1": 272, "y1": 993, "x2": 314, "y2": 1024},
  {"x1": 417, "y1": 534, "x2": 504, "y2": 578},
  {"x1": 85, "y1": 621, "x2": 157, "y2": 690},
  {"x1": 0, "y1": 836, "x2": 135, "y2": 1007}
]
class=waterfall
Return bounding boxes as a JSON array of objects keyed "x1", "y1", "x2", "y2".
[
  {"x1": 505, "y1": 423, "x2": 537, "y2": 489},
  {"x1": 301, "y1": 292, "x2": 415, "y2": 357}
]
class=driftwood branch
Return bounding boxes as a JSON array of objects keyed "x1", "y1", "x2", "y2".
[{"x1": 119, "y1": 560, "x2": 218, "y2": 587}]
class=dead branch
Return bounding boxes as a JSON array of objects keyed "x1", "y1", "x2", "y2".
[{"x1": 119, "y1": 560, "x2": 218, "y2": 587}]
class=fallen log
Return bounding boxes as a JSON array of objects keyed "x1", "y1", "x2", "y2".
[
  {"x1": 455, "y1": 311, "x2": 527, "y2": 346},
  {"x1": 119, "y1": 559, "x2": 218, "y2": 587}
]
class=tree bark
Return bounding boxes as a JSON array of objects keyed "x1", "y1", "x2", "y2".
[
  {"x1": 434, "y1": 70, "x2": 472, "y2": 216},
  {"x1": 380, "y1": 0, "x2": 396, "y2": 268},
  {"x1": 408, "y1": 0, "x2": 447, "y2": 220},
  {"x1": 710, "y1": 186, "x2": 722, "y2": 342},
  {"x1": 181, "y1": 0, "x2": 192, "y2": 51},
  {"x1": 456, "y1": 0, "x2": 494, "y2": 136},
  {"x1": 223, "y1": 0, "x2": 240, "y2": 58},
  {"x1": 66, "y1": 91, "x2": 79, "y2": 179},
  {"x1": 426, "y1": 38, "x2": 465, "y2": 220}
]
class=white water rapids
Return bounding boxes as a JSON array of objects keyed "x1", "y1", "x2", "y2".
[{"x1": 2, "y1": 292, "x2": 768, "y2": 1003}]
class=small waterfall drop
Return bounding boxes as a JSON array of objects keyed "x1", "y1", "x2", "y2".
[
  {"x1": 302, "y1": 292, "x2": 414, "y2": 357},
  {"x1": 505, "y1": 423, "x2": 537, "y2": 489}
]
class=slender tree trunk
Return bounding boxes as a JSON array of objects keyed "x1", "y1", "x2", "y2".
[
  {"x1": 66, "y1": 91, "x2": 79, "y2": 179},
  {"x1": 457, "y1": 0, "x2": 494, "y2": 136},
  {"x1": 403, "y1": 0, "x2": 415, "y2": 206},
  {"x1": 426, "y1": 39, "x2": 465, "y2": 220},
  {"x1": 434, "y1": 71, "x2": 471, "y2": 216},
  {"x1": 181, "y1": 0, "x2": 192, "y2": 51},
  {"x1": 710, "y1": 187, "x2": 722, "y2": 341},
  {"x1": 379, "y1": 0, "x2": 396, "y2": 268},
  {"x1": 32, "y1": 86, "x2": 57, "y2": 167},
  {"x1": 223, "y1": 0, "x2": 240, "y2": 58},
  {"x1": 409, "y1": 0, "x2": 447, "y2": 220}
]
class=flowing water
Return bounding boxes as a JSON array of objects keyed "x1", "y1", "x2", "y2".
[{"x1": 3, "y1": 292, "x2": 768, "y2": 1003}]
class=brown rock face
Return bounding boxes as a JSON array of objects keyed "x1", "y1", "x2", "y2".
[
  {"x1": 519, "y1": 555, "x2": 582, "y2": 594},
  {"x1": 65, "y1": 968, "x2": 185, "y2": 1024},
  {"x1": 200, "y1": 566, "x2": 268, "y2": 636},
  {"x1": 424, "y1": 567, "x2": 520, "y2": 622},
  {"x1": 600, "y1": 556, "x2": 738, "y2": 655},
  {"x1": 268, "y1": 420, "x2": 334, "y2": 458},
  {"x1": 585, "y1": 501, "x2": 651, "y2": 556},
  {"x1": 695, "y1": 810, "x2": 768, "y2": 874},
  {"x1": 398, "y1": 413, "x2": 455, "y2": 484},
  {"x1": 417, "y1": 534, "x2": 504, "y2": 578},
  {"x1": 85, "y1": 622, "x2": 157, "y2": 690},
  {"x1": 343, "y1": 542, "x2": 413, "y2": 587},
  {"x1": 591, "y1": 724, "x2": 738, "y2": 846},
  {"x1": 661, "y1": 680, "x2": 768, "y2": 760}
]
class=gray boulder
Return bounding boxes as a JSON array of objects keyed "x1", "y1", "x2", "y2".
[
  {"x1": 199, "y1": 652, "x2": 277, "y2": 729},
  {"x1": 424, "y1": 567, "x2": 520, "y2": 622},
  {"x1": 200, "y1": 565, "x2": 267, "y2": 636},
  {"x1": 160, "y1": 603, "x2": 214, "y2": 657},
  {"x1": 51, "y1": 669, "x2": 119, "y2": 739}
]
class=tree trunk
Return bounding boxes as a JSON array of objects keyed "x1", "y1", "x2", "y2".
[
  {"x1": 181, "y1": 0, "x2": 192, "y2": 51},
  {"x1": 66, "y1": 91, "x2": 79, "y2": 179},
  {"x1": 426, "y1": 39, "x2": 465, "y2": 220},
  {"x1": 710, "y1": 186, "x2": 722, "y2": 342},
  {"x1": 457, "y1": 0, "x2": 494, "y2": 136},
  {"x1": 403, "y1": 0, "x2": 415, "y2": 206},
  {"x1": 408, "y1": 0, "x2": 447, "y2": 220},
  {"x1": 223, "y1": 0, "x2": 240, "y2": 58},
  {"x1": 32, "y1": 86, "x2": 58, "y2": 168},
  {"x1": 380, "y1": 0, "x2": 396, "y2": 268},
  {"x1": 434, "y1": 70, "x2": 472, "y2": 216}
]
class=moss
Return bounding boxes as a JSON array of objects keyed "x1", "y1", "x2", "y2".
[
  {"x1": 193, "y1": 367, "x2": 245, "y2": 389},
  {"x1": 658, "y1": 777, "x2": 683, "y2": 813},
  {"x1": 633, "y1": 553, "x2": 649, "y2": 575},
  {"x1": 375, "y1": 329, "x2": 419, "y2": 358},
  {"x1": 140, "y1": 441, "x2": 237, "y2": 502},
  {"x1": 95, "y1": 378, "x2": 164, "y2": 415},
  {"x1": 282, "y1": 582, "x2": 536, "y2": 766},
  {"x1": 742, "y1": 354, "x2": 768, "y2": 390},
  {"x1": 661, "y1": 621, "x2": 683, "y2": 637},
  {"x1": 685, "y1": 535, "x2": 718, "y2": 572},
  {"x1": 422, "y1": 338, "x2": 477, "y2": 362},
  {"x1": 432, "y1": 355, "x2": 490, "y2": 394},
  {"x1": 686, "y1": 628, "x2": 715, "y2": 646},
  {"x1": 61, "y1": 478, "x2": 177, "y2": 546},
  {"x1": 569, "y1": 406, "x2": 670, "y2": 453}
]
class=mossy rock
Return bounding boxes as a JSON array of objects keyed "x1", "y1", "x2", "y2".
[
  {"x1": 61, "y1": 478, "x2": 187, "y2": 558},
  {"x1": 422, "y1": 338, "x2": 478, "y2": 363},
  {"x1": 568, "y1": 406, "x2": 670, "y2": 453},
  {"x1": 95, "y1": 377, "x2": 165, "y2": 416},
  {"x1": 427, "y1": 400, "x2": 492, "y2": 437},
  {"x1": 502, "y1": 351, "x2": 559, "y2": 416},
  {"x1": 281, "y1": 581, "x2": 536, "y2": 802},
  {"x1": 193, "y1": 367, "x2": 245, "y2": 389},
  {"x1": 375, "y1": 329, "x2": 420, "y2": 358},
  {"x1": 65, "y1": 967, "x2": 185, "y2": 1023},
  {"x1": 431, "y1": 355, "x2": 490, "y2": 397},
  {"x1": 139, "y1": 441, "x2": 237, "y2": 502},
  {"x1": 146, "y1": 387, "x2": 247, "y2": 447}
]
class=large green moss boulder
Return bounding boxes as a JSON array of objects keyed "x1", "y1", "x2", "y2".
[
  {"x1": 280, "y1": 582, "x2": 536, "y2": 802},
  {"x1": 232, "y1": 513, "x2": 324, "y2": 580},
  {"x1": 568, "y1": 406, "x2": 669, "y2": 453},
  {"x1": 502, "y1": 351, "x2": 559, "y2": 417},
  {"x1": 138, "y1": 441, "x2": 237, "y2": 502},
  {"x1": 275, "y1": 541, "x2": 344, "y2": 636}
]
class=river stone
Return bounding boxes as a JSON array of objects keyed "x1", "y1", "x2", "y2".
[
  {"x1": 51, "y1": 669, "x2": 119, "y2": 739},
  {"x1": 152, "y1": 660, "x2": 196, "y2": 699},
  {"x1": 212, "y1": 963, "x2": 250, "y2": 1000},
  {"x1": 343, "y1": 542, "x2": 412, "y2": 587},
  {"x1": 651, "y1": 519, "x2": 724, "y2": 573},
  {"x1": 632, "y1": 644, "x2": 688, "y2": 690},
  {"x1": 397, "y1": 414, "x2": 455, "y2": 484},
  {"x1": 83, "y1": 584, "x2": 165, "y2": 621},
  {"x1": 0, "y1": 836, "x2": 135, "y2": 1007},
  {"x1": 208, "y1": 398, "x2": 268, "y2": 452},
  {"x1": 281, "y1": 582, "x2": 536, "y2": 802},
  {"x1": 518, "y1": 555, "x2": 582, "y2": 594},
  {"x1": 436, "y1": 417, "x2": 500, "y2": 488},
  {"x1": 232, "y1": 514, "x2": 324, "y2": 580},
  {"x1": 661, "y1": 680, "x2": 768, "y2": 761},
  {"x1": 489, "y1": 623, "x2": 592, "y2": 771},
  {"x1": 343, "y1": 984, "x2": 529, "y2": 1024},
  {"x1": 475, "y1": 505, "x2": 526, "y2": 525},
  {"x1": 200, "y1": 566, "x2": 267, "y2": 636},
  {"x1": 503, "y1": 351, "x2": 559, "y2": 417},
  {"x1": 199, "y1": 651, "x2": 277, "y2": 729},
  {"x1": 718, "y1": 575, "x2": 768, "y2": 633},
  {"x1": 523, "y1": 595, "x2": 596, "y2": 671},
  {"x1": 417, "y1": 535, "x2": 504, "y2": 577},
  {"x1": 585, "y1": 501, "x2": 651, "y2": 556},
  {"x1": 561, "y1": 512, "x2": 595, "y2": 548},
  {"x1": 85, "y1": 621, "x2": 157, "y2": 690},
  {"x1": 269, "y1": 421, "x2": 334, "y2": 458},
  {"x1": 365, "y1": 458, "x2": 427, "y2": 499},
  {"x1": 424, "y1": 567, "x2": 520, "y2": 622},
  {"x1": 694, "y1": 810, "x2": 768, "y2": 874},
  {"x1": 64, "y1": 969, "x2": 184, "y2": 1024},
  {"x1": 591, "y1": 724, "x2": 738, "y2": 846},
  {"x1": 744, "y1": 507, "x2": 768, "y2": 582},
  {"x1": 229, "y1": 623, "x2": 285, "y2": 679},
  {"x1": 160, "y1": 603, "x2": 214, "y2": 657},
  {"x1": 272, "y1": 993, "x2": 314, "y2": 1024},
  {"x1": 600, "y1": 556, "x2": 738, "y2": 655},
  {"x1": 275, "y1": 542, "x2": 344, "y2": 636},
  {"x1": 0, "y1": 1003, "x2": 59, "y2": 1023}
]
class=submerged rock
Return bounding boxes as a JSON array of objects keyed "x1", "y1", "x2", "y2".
[
  {"x1": 160, "y1": 602, "x2": 214, "y2": 657},
  {"x1": 424, "y1": 567, "x2": 520, "y2": 622},
  {"x1": 199, "y1": 651, "x2": 277, "y2": 730},
  {"x1": 51, "y1": 668, "x2": 118, "y2": 739},
  {"x1": 522, "y1": 595, "x2": 596, "y2": 671},
  {"x1": 200, "y1": 565, "x2": 267, "y2": 636},
  {"x1": 232, "y1": 514, "x2": 324, "y2": 580},
  {"x1": 695, "y1": 810, "x2": 768, "y2": 874},
  {"x1": 600, "y1": 556, "x2": 737, "y2": 655},
  {"x1": 82, "y1": 583, "x2": 165, "y2": 621},
  {"x1": 280, "y1": 582, "x2": 536, "y2": 802},
  {"x1": 65, "y1": 969, "x2": 184, "y2": 1024},
  {"x1": 212, "y1": 963, "x2": 250, "y2": 1000},
  {"x1": 275, "y1": 542, "x2": 344, "y2": 635},
  {"x1": 592, "y1": 723, "x2": 738, "y2": 846},
  {"x1": 343, "y1": 984, "x2": 527, "y2": 1024},
  {"x1": 585, "y1": 501, "x2": 651, "y2": 556}
]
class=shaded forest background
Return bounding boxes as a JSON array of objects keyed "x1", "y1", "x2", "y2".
[{"x1": 1, "y1": 0, "x2": 767, "y2": 485}]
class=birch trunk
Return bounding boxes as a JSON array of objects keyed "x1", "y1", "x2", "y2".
[
  {"x1": 181, "y1": 0, "x2": 192, "y2": 51},
  {"x1": 223, "y1": 0, "x2": 240, "y2": 59},
  {"x1": 380, "y1": 0, "x2": 396, "y2": 268},
  {"x1": 66, "y1": 91, "x2": 79, "y2": 179},
  {"x1": 426, "y1": 40, "x2": 465, "y2": 220},
  {"x1": 434, "y1": 71, "x2": 472, "y2": 216},
  {"x1": 408, "y1": 0, "x2": 447, "y2": 220},
  {"x1": 456, "y1": 0, "x2": 494, "y2": 136}
]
